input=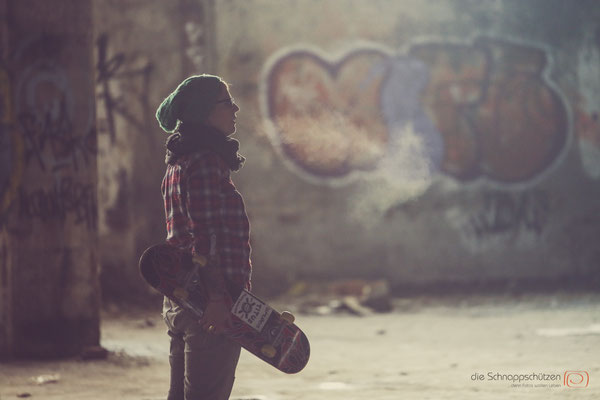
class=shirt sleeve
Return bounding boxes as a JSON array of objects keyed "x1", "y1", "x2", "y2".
[{"x1": 184, "y1": 155, "x2": 223, "y2": 258}]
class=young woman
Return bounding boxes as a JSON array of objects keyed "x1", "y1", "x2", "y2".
[{"x1": 155, "y1": 74, "x2": 251, "y2": 400}]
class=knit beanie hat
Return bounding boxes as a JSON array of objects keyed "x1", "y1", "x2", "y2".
[{"x1": 155, "y1": 74, "x2": 224, "y2": 133}]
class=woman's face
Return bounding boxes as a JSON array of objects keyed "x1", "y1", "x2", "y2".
[{"x1": 206, "y1": 84, "x2": 240, "y2": 136}]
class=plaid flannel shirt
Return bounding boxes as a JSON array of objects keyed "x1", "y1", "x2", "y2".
[{"x1": 162, "y1": 151, "x2": 251, "y2": 290}]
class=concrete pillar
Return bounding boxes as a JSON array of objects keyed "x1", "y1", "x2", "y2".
[
  {"x1": 93, "y1": 0, "x2": 216, "y2": 303},
  {"x1": 0, "y1": 0, "x2": 99, "y2": 358}
]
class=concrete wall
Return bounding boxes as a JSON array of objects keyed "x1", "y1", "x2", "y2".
[
  {"x1": 92, "y1": 0, "x2": 600, "y2": 299},
  {"x1": 0, "y1": 0, "x2": 99, "y2": 357},
  {"x1": 93, "y1": 0, "x2": 217, "y2": 301},
  {"x1": 216, "y1": 0, "x2": 600, "y2": 293}
]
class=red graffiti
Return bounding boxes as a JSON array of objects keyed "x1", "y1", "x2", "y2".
[
  {"x1": 266, "y1": 48, "x2": 392, "y2": 178},
  {"x1": 411, "y1": 37, "x2": 568, "y2": 182},
  {"x1": 264, "y1": 38, "x2": 569, "y2": 184}
]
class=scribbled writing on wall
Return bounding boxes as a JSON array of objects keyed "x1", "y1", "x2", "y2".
[
  {"x1": 18, "y1": 177, "x2": 97, "y2": 230},
  {"x1": 261, "y1": 37, "x2": 569, "y2": 186},
  {"x1": 15, "y1": 36, "x2": 96, "y2": 174},
  {"x1": 19, "y1": 97, "x2": 95, "y2": 172},
  {"x1": 444, "y1": 189, "x2": 551, "y2": 253},
  {"x1": 96, "y1": 33, "x2": 153, "y2": 142},
  {"x1": 1, "y1": 34, "x2": 98, "y2": 233},
  {"x1": 468, "y1": 190, "x2": 550, "y2": 237}
]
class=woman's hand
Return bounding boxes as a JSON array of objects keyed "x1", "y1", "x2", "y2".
[{"x1": 200, "y1": 296, "x2": 231, "y2": 334}]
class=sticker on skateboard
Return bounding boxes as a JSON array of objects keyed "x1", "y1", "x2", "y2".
[{"x1": 231, "y1": 290, "x2": 273, "y2": 332}]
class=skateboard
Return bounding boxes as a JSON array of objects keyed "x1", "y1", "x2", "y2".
[{"x1": 139, "y1": 243, "x2": 310, "y2": 374}]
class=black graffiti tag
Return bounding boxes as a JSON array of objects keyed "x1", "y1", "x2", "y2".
[
  {"x1": 470, "y1": 190, "x2": 550, "y2": 237},
  {"x1": 96, "y1": 33, "x2": 153, "y2": 142},
  {"x1": 18, "y1": 96, "x2": 96, "y2": 172},
  {"x1": 18, "y1": 177, "x2": 97, "y2": 230}
]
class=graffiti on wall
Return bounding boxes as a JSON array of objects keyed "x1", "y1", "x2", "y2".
[
  {"x1": 94, "y1": 32, "x2": 156, "y2": 235},
  {"x1": 18, "y1": 96, "x2": 95, "y2": 173},
  {"x1": 576, "y1": 107, "x2": 600, "y2": 179},
  {"x1": 177, "y1": 0, "x2": 209, "y2": 73},
  {"x1": 0, "y1": 34, "x2": 97, "y2": 231},
  {"x1": 184, "y1": 21, "x2": 206, "y2": 71},
  {"x1": 574, "y1": 26, "x2": 600, "y2": 180},
  {"x1": 96, "y1": 33, "x2": 153, "y2": 142},
  {"x1": 16, "y1": 36, "x2": 96, "y2": 174},
  {"x1": 468, "y1": 190, "x2": 550, "y2": 238},
  {"x1": 411, "y1": 37, "x2": 568, "y2": 183},
  {"x1": 445, "y1": 189, "x2": 551, "y2": 252},
  {"x1": 263, "y1": 47, "x2": 392, "y2": 181},
  {"x1": 261, "y1": 36, "x2": 570, "y2": 186},
  {"x1": 17, "y1": 177, "x2": 96, "y2": 230}
]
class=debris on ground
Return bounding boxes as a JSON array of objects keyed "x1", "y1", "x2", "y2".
[
  {"x1": 339, "y1": 296, "x2": 374, "y2": 316},
  {"x1": 135, "y1": 318, "x2": 156, "y2": 328},
  {"x1": 360, "y1": 280, "x2": 394, "y2": 312},
  {"x1": 284, "y1": 279, "x2": 393, "y2": 316},
  {"x1": 31, "y1": 374, "x2": 60, "y2": 385}
]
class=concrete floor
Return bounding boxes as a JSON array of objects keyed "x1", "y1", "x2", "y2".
[{"x1": 1, "y1": 293, "x2": 599, "y2": 399}]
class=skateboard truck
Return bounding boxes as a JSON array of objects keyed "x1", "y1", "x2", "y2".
[
  {"x1": 281, "y1": 311, "x2": 295, "y2": 324},
  {"x1": 261, "y1": 344, "x2": 277, "y2": 358}
]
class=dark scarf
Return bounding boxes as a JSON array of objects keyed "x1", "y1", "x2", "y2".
[{"x1": 165, "y1": 123, "x2": 245, "y2": 171}]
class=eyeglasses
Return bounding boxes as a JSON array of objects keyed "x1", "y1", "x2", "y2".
[{"x1": 215, "y1": 97, "x2": 235, "y2": 107}]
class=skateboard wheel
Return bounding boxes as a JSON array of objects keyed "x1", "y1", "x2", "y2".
[
  {"x1": 281, "y1": 311, "x2": 295, "y2": 324},
  {"x1": 173, "y1": 288, "x2": 189, "y2": 300},
  {"x1": 260, "y1": 344, "x2": 277, "y2": 358},
  {"x1": 192, "y1": 254, "x2": 207, "y2": 267}
]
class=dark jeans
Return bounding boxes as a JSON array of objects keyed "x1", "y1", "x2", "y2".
[{"x1": 163, "y1": 297, "x2": 241, "y2": 400}]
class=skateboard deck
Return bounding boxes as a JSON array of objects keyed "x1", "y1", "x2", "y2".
[{"x1": 139, "y1": 243, "x2": 310, "y2": 374}]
